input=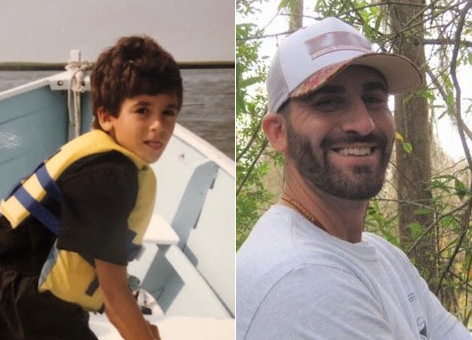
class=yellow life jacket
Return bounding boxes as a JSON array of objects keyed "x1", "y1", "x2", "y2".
[{"x1": 0, "y1": 130, "x2": 156, "y2": 312}]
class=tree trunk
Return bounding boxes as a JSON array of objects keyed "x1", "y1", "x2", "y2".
[
  {"x1": 389, "y1": 1, "x2": 437, "y2": 287},
  {"x1": 288, "y1": 0, "x2": 303, "y2": 31}
]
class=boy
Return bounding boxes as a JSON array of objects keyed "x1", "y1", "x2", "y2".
[{"x1": 0, "y1": 35, "x2": 182, "y2": 340}]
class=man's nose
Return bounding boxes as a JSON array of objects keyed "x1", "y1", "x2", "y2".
[{"x1": 340, "y1": 100, "x2": 375, "y2": 136}]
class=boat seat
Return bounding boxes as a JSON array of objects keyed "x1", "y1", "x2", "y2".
[
  {"x1": 138, "y1": 161, "x2": 232, "y2": 317},
  {"x1": 127, "y1": 214, "x2": 179, "y2": 287},
  {"x1": 170, "y1": 160, "x2": 219, "y2": 249},
  {"x1": 143, "y1": 214, "x2": 180, "y2": 246},
  {"x1": 129, "y1": 211, "x2": 230, "y2": 318},
  {"x1": 158, "y1": 244, "x2": 230, "y2": 318},
  {"x1": 134, "y1": 242, "x2": 230, "y2": 318}
]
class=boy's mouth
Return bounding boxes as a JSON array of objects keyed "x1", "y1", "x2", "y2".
[{"x1": 144, "y1": 140, "x2": 163, "y2": 150}]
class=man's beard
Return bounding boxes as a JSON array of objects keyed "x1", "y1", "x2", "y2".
[{"x1": 286, "y1": 120, "x2": 392, "y2": 200}]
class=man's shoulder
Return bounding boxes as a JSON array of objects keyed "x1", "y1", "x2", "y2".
[
  {"x1": 237, "y1": 205, "x2": 301, "y2": 266},
  {"x1": 237, "y1": 205, "x2": 354, "y2": 299},
  {"x1": 362, "y1": 232, "x2": 409, "y2": 258},
  {"x1": 362, "y1": 231, "x2": 418, "y2": 278}
]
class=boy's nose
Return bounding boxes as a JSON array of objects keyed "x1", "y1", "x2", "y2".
[
  {"x1": 149, "y1": 117, "x2": 163, "y2": 130},
  {"x1": 340, "y1": 100, "x2": 375, "y2": 136}
]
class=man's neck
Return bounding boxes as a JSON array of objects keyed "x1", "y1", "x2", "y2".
[{"x1": 283, "y1": 168, "x2": 368, "y2": 243}]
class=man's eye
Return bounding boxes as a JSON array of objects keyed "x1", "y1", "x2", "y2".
[
  {"x1": 314, "y1": 98, "x2": 343, "y2": 111},
  {"x1": 364, "y1": 95, "x2": 388, "y2": 107},
  {"x1": 136, "y1": 107, "x2": 150, "y2": 114},
  {"x1": 364, "y1": 96, "x2": 385, "y2": 102}
]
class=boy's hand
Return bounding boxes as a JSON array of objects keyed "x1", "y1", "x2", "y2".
[{"x1": 147, "y1": 321, "x2": 160, "y2": 340}]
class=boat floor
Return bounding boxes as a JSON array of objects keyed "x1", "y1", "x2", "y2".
[{"x1": 89, "y1": 313, "x2": 235, "y2": 339}]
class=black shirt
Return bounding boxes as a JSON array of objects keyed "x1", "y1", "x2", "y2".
[
  {"x1": 0, "y1": 150, "x2": 138, "y2": 274},
  {"x1": 0, "y1": 150, "x2": 139, "y2": 339}
]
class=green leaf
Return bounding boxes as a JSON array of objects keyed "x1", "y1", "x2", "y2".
[
  {"x1": 374, "y1": 13, "x2": 382, "y2": 33},
  {"x1": 402, "y1": 142, "x2": 413, "y2": 154},
  {"x1": 454, "y1": 178, "x2": 467, "y2": 200},
  {"x1": 415, "y1": 207, "x2": 431, "y2": 216},
  {"x1": 381, "y1": 229, "x2": 400, "y2": 247},
  {"x1": 431, "y1": 179, "x2": 450, "y2": 192},
  {"x1": 420, "y1": 89, "x2": 435, "y2": 100},
  {"x1": 408, "y1": 221, "x2": 424, "y2": 239},
  {"x1": 240, "y1": 75, "x2": 263, "y2": 88},
  {"x1": 278, "y1": 0, "x2": 291, "y2": 10}
]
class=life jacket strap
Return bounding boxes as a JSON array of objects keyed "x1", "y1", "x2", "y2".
[
  {"x1": 13, "y1": 186, "x2": 61, "y2": 235},
  {"x1": 86, "y1": 277, "x2": 100, "y2": 296},
  {"x1": 36, "y1": 165, "x2": 63, "y2": 202}
]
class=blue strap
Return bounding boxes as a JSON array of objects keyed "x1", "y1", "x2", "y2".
[
  {"x1": 36, "y1": 165, "x2": 63, "y2": 202},
  {"x1": 126, "y1": 228, "x2": 142, "y2": 261},
  {"x1": 128, "y1": 242, "x2": 142, "y2": 261},
  {"x1": 14, "y1": 186, "x2": 60, "y2": 235},
  {"x1": 85, "y1": 229, "x2": 142, "y2": 297},
  {"x1": 86, "y1": 277, "x2": 100, "y2": 296}
]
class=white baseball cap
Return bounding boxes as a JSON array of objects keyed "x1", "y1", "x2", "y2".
[{"x1": 266, "y1": 17, "x2": 423, "y2": 113}]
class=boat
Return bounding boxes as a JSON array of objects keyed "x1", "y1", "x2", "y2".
[{"x1": 0, "y1": 52, "x2": 235, "y2": 339}]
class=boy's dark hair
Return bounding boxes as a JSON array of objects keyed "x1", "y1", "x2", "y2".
[{"x1": 90, "y1": 35, "x2": 183, "y2": 129}]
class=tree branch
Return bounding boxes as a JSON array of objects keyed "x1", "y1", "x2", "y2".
[
  {"x1": 449, "y1": 0, "x2": 472, "y2": 171},
  {"x1": 407, "y1": 199, "x2": 469, "y2": 255},
  {"x1": 425, "y1": 66, "x2": 472, "y2": 144},
  {"x1": 424, "y1": 38, "x2": 472, "y2": 47},
  {"x1": 236, "y1": 139, "x2": 269, "y2": 197},
  {"x1": 435, "y1": 200, "x2": 472, "y2": 295},
  {"x1": 236, "y1": 109, "x2": 266, "y2": 163}
]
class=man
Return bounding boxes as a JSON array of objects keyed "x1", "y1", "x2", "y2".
[{"x1": 236, "y1": 17, "x2": 471, "y2": 340}]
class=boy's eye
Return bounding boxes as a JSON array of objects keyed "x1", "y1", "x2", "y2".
[
  {"x1": 163, "y1": 109, "x2": 177, "y2": 116},
  {"x1": 136, "y1": 107, "x2": 150, "y2": 114}
]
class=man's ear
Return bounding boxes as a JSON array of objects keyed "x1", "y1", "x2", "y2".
[
  {"x1": 262, "y1": 113, "x2": 287, "y2": 152},
  {"x1": 96, "y1": 107, "x2": 115, "y2": 132}
]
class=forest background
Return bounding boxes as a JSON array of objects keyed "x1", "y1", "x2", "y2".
[{"x1": 236, "y1": 0, "x2": 472, "y2": 327}]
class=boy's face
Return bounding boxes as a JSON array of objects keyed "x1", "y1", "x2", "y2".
[{"x1": 98, "y1": 93, "x2": 179, "y2": 163}]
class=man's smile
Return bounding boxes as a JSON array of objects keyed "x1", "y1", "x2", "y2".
[
  {"x1": 328, "y1": 144, "x2": 382, "y2": 168},
  {"x1": 331, "y1": 146, "x2": 376, "y2": 156}
]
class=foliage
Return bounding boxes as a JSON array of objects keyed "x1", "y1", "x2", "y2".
[
  {"x1": 236, "y1": 0, "x2": 273, "y2": 248},
  {"x1": 367, "y1": 162, "x2": 472, "y2": 322}
]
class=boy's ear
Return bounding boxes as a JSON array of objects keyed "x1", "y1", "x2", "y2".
[
  {"x1": 262, "y1": 113, "x2": 288, "y2": 152},
  {"x1": 96, "y1": 107, "x2": 115, "y2": 132}
]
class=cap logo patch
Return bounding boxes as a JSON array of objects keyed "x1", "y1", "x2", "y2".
[{"x1": 305, "y1": 31, "x2": 372, "y2": 60}]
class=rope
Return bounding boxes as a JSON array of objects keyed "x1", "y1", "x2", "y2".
[{"x1": 66, "y1": 60, "x2": 92, "y2": 139}]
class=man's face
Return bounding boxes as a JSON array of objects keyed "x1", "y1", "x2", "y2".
[{"x1": 285, "y1": 66, "x2": 394, "y2": 200}]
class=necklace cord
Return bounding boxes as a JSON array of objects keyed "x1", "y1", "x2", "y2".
[{"x1": 281, "y1": 193, "x2": 327, "y2": 232}]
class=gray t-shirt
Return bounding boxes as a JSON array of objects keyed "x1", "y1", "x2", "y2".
[{"x1": 237, "y1": 205, "x2": 471, "y2": 340}]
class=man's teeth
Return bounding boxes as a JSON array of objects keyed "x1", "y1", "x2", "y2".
[{"x1": 337, "y1": 147, "x2": 372, "y2": 156}]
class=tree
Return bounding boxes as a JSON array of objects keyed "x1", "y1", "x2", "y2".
[{"x1": 389, "y1": 0, "x2": 436, "y2": 287}]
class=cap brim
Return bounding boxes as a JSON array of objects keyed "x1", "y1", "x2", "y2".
[{"x1": 291, "y1": 53, "x2": 423, "y2": 99}]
